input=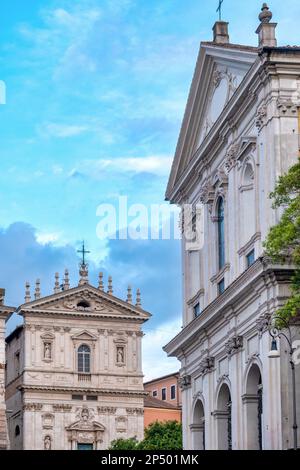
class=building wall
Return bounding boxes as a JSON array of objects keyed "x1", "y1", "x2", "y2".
[
  {"x1": 144, "y1": 407, "x2": 181, "y2": 429},
  {"x1": 6, "y1": 300, "x2": 147, "y2": 450},
  {"x1": 144, "y1": 375, "x2": 181, "y2": 407},
  {"x1": 164, "y1": 30, "x2": 300, "y2": 450}
]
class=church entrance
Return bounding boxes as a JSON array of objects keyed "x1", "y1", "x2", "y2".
[
  {"x1": 244, "y1": 364, "x2": 263, "y2": 450},
  {"x1": 215, "y1": 384, "x2": 232, "y2": 450},
  {"x1": 191, "y1": 400, "x2": 205, "y2": 450}
]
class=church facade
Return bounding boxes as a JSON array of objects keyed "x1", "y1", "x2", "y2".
[
  {"x1": 6, "y1": 264, "x2": 150, "y2": 450},
  {"x1": 0, "y1": 289, "x2": 14, "y2": 449},
  {"x1": 164, "y1": 5, "x2": 300, "y2": 450}
]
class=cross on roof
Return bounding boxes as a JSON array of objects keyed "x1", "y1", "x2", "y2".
[
  {"x1": 77, "y1": 241, "x2": 90, "y2": 266},
  {"x1": 216, "y1": 0, "x2": 224, "y2": 21}
]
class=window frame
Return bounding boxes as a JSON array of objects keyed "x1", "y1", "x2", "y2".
[
  {"x1": 161, "y1": 387, "x2": 167, "y2": 401},
  {"x1": 170, "y1": 384, "x2": 176, "y2": 401},
  {"x1": 77, "y1": 344, "x2": 91, "y2": 374}
]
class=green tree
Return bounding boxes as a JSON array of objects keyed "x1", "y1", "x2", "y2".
[
  {"x1": 263, "y1": 158, "x2": 300, "y2": 327},
  {"x1": 109, "y1": 421, "x2": 183, "y2": 451},
  {"x1": 108, "y1": 437, "x2": 139, "y2": 450}
]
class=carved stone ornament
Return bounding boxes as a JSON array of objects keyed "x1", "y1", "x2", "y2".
[
  {"x1": 178, "y1": 374, "x2": 192, "y2": 390},
  {"x1": 199, "y1": 356, "x2": 215, "y2": 375},
  {"x1": 126, "y1": 408, "x2": 144, "y2": 416},
  {"x1": 224, "y1": 144, "x2": 239, "y2": 173},
  {"x1": 255, "y1": 104, "x2": 267, "y2": 131},
  {"x1": 115, "y1": 416, "x2": 128, "y2": 433},
  {"x1": 277, "y1": 99, "x2": 298, "y2": 117},
  {"x1": 44, "y1": 435, "x2": 52, "y2": 450},
  {"x1": 256, "y1": 312, "x2": 271, "y2": 336},
  {"x1": 225, "y1": 336, "x2": 243, "y2": 356},
  {"x1": 97, "y1": 407, "x2": 117, "y2": 415}
]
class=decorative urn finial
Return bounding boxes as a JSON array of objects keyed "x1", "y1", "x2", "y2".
[{"x1": 259, "y1": 3, "x2": 272, "y2": 23}]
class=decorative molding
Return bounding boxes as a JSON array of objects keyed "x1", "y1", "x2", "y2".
[
  {"x1": 178, "y1": 374, "x2": 192, "y2": 390},
  {"x1": 225, "y1": 336, "x2": 243, "y2": 357},
  {"x1": 199, "y1": 356, "x2": 215, "y2": 375},
  {"x1": 23, "y1": 403, "x2": 43, "y2": 411},
  {"x1": 97, "y1": 407, "x2": 117, "y2": 415},
  {"x1": 255, "y1": 104, "x2": 267, "y2": 132},
  {"x1": 238, "y1": 232, "x2": 261, "y2": 257},
  {"x1": 256, "y1": 312, "x2": 271, "y2": 336},
  {"x1": 224, "y1": 144, "x2": 239, "y2": 173},
  {"x1": 277, "y1": 99, "x2": 298, "y2": 117},
  {"x1": 126, "y1": 408, "x2": 144, "y2": 416},
  {"x1": 217, "y1": 373, "x2": 229, "y2": 385},
  {"x1": 52, "y1": 404, "x2": 72, "y2": 412}
]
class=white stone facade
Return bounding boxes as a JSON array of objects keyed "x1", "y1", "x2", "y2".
[
  {"x1": 6, "y1": 271, "x2": 150, "y2": 450},
  {"x1": 164, "y1": 8, "x2": 300, "y2": 450}
]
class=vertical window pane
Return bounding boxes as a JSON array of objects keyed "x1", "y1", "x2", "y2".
[{"x1": 218, "y1": 198, "x2": 225, "y2": 270}]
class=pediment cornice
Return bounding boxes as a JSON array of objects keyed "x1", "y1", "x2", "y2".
[{"x1": 17, "y1": 284, "x2": 150, "y2": 322}]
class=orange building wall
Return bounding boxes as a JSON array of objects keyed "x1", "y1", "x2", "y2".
[
  {"x1": 145, "y1": 375, "x2": 182, "y2": 407},
  {"x1": 144, "y1": 407, "x2": 182, "y2": 428}
]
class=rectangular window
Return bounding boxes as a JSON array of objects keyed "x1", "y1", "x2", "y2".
[
  {"x1": 171, "y1": 385, "x2": 176, "y2": 400},
  {"x1": 246, "y1": 249, "x2": 255, "y2": 268},
  {"x1": 152, "y1": 390, "x2": 158, "y2": 397},
  {"x1": 161, "y1": 388, "x2": 166, "y2": 401},
  {"x1": 218, "y1": 278, "x2": 225, "y2": 295},
  {"x1": 193, "y1": 303, "x2": 201, "y2": 318},
  {"x1": 86, "y1": 395, "x2": 98, "y2": 401},
  {"x1": 72, "y1": 395, "x2": 84, "y2": 400}
]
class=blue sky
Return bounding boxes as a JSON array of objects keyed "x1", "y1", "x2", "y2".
[{"x1": 1, "y1": 0, "x2": 300, "y2": 379}]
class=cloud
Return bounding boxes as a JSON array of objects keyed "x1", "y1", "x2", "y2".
[
  {"x1": 38, "y1": 122, "x2": 89, "y2": 138},
  {"x1": 143, "y1": 317, "x2": 182, "y2": 381},
  {"x1": 1, "y1": 223, "x2": 182, "y2": 378}
]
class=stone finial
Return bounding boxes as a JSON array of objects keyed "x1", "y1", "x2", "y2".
[
  {"x1": 78, "y1": 263, "x2": 89, "y2": 286},
  {"x1": 34, "y1": 279, "x2": 41, "y2": 300},
  {"x1": 136, "y1": 289, "x2": 141, "y2": 307},
  {"x1": 54, "y1": 272, "x2": 60, "y2": 294},
  {"x1": 259, "y1": 3, "x2": 272, "y2": 23},
  {"x1": 63, "y1": 269, "x2": 70, "y2": 290},
  {"x1": 107, "y1": 276, "x2": 113, "y2": 295},
  {"x1": 126, "y1": 285, "x2": 132, "y2": 304},
  {"x1": 98, "y1": 272, "x2": 104, "y2": 291},
  {"x1": 25, "y1": 282, "x2": 31, "y2": 303},
  {"x1": 0, "y1": 288, "x2": 5, "y2": 305},
  {"x1": 256, "y1": 3, "x2": 277, "y2": 47},
  {"x1": 213, "y1": 21, "x2": 229, "y2": 44}
]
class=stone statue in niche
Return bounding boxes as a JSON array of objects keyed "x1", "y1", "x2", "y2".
[
  {"x1": 44, "y1": 435, "x2": 52, "y2": 450},
  {"x1": 117, "y1": 347, "x2": 124, "y2": 364},
  {"x1": 81, "y1": 408, "x2": 89, "y2": 422},
  {"x1": 44, "y1": 342, "x2": 52, "y2": 360}
]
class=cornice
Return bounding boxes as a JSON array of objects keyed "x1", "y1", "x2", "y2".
[
  {"x1": 18, "y1": 384, "x2": 147, "y2": 398},
  {"x1": 164, "y1": 259, "x2": 294, "y2": 357}
]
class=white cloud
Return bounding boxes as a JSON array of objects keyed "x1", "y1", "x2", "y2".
[
  {"x1": 70, "y1": 156, "x2": 173, "y2": 179},
  {"x1": 142, "y1": 317, "x2": 182, "y2": 382},
  {"x1": 38, "y1": 122, "x2": 89, "y2": 138},
  {"x1": 36, "y1": 231, "x2": 61, "y2": 245}
]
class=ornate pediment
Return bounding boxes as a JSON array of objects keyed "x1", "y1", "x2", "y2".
[
  {"x1": 71, "y1": 330, "x2": 98, "y2": 342},
  {"x1": 18, "y1": 285, "x2": 151, "y2": 322},
  {"x1": 166, "y1": 43, "x2": 257, "y2": 201}
]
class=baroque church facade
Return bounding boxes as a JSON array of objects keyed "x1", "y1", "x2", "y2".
[
  {"x1": 5, "y1": 262, "x2": 150, "y2": 450},
  {"x1": 164, "y1": 5, "x2": 300, "y2": 450}
]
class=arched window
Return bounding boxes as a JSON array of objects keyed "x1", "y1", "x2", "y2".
[
  {"x1": 78, "y1": 345, "x2": 91, "y2": 373},
  {"x1": 217, "y1": 198, "x2": 225, "y2": 269}
]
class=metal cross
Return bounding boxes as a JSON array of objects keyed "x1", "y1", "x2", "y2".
[
  {"x1": 216, "y1": 0, "x2": 224, "y2": 21},
  {"x1": 77, "y1": 241, "x2": 90, "y2": 266}
]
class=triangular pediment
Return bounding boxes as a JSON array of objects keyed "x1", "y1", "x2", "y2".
[
  {"x1": 18, "y1": 284, "x2": 151, "y2": 321},
  {"x1": 71, "y1": 330, "x2": 98, "y2": 341},
  {"x1": 166, "y1": 42, "x2": 258, "y2": 201}
]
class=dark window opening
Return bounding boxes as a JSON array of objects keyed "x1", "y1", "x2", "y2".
[
  {"x1": 194, "y1": 303, "x2": 201, "y2": 318},
  {"x1": 72, "y1": 395, "x2": 84, "y2": 400},
  {"x1": 246, "y1": 249, "x2": 255, "y2": 268},
  {"x1": 86, "y1": 395, "x2": 98, "y2": 401},
  {"x1": 218, "y1": 279, "x2": 225, "y2": 296},
  {"x1": 152, "y1": 390, "x2": 158, "y2": 397},
  {"x1": 77, "y1": 300, "x2": 90, "y2": 309},
  {"x1": 162, "y1": 388, "x2": 166, "y2": 401},
  {"x1": 218, "y1": 198, "x2": 225, "y2": 270},
  {"x1": 171, "y1": 385, "x2": 176, "y2": 400},
  {"x1": 15, "y1": 425, "x2": 20, "y2": 437}
]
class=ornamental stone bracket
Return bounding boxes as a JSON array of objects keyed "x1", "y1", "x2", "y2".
[
  {"x1": 126, "y1": 408, "x2": 144, "y2": 416},
  {"x1": 217, "y1": 373, "x2": 229, "y2": 385},
  {"x1": 277, "y1": 98, "x2": 298, "y2": 117},
  {"x1": 97, "y1": 407, "x2": 117, "y2": 415},
  {"x1": 23, "y1": 403, "x2": 43, "y2": 411},
  {"x1": 178, "y1": 374, "x2": 192, "y2": 390},
  {"x1": 224, "y1": 144, "x2": 239, "y2": 173},
  {"x1": 255, "y1": 104, "x2": 267, "y2": 132},
  {"x1": 225, "y1": 336, "x2": 243, "y2": 357},
  {"x1": 199, "y1": 180, "x2": 215, "y2": 212},
  {"x1": 199, "y1": 356, "x2": 215, "y2": 375},
  {"x1": 256, "y1": 312, "x2": 271, "y2": 336}
]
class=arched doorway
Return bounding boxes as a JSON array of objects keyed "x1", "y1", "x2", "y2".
[
  {"x1": 191, "y1": 400, "x2": 205, "y2": 450},
  {"x1": 216, "y1": 384, "x2": 232, "y2": 450},
  {"x1": 244, "y1": 364, "x2": 263, "y2": 450}
]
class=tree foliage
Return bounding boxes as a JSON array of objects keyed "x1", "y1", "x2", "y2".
[
  {"x1": 263, "y1": 158, "x2": 300, "y2": 326},
  {"x1": 109, "y1": 421, "x2": 183, "y2": 451}
]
